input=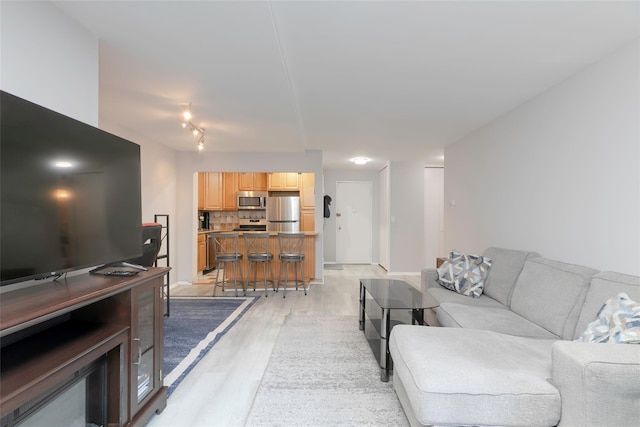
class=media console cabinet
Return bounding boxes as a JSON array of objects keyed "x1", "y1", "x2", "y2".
[{"x1": 0, "y1": 267, "x2": 170, "y2": 427}]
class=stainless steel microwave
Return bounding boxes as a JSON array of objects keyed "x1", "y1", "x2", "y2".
[{"x1": 237, "y1": 191, "x2": 267, "y2": 210}]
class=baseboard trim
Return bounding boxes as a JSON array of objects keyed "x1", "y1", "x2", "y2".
[{"x1": 385, "y1": 271, "x2": 420, "y2": 276}]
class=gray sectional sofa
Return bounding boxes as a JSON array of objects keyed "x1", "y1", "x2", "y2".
[{"x1": 389, "y1": 247, "x2": 640, "y2": 427}]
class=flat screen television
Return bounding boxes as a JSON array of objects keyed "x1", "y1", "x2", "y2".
[{"x1": 0, "y1": 91, "x2": 142, "y2": 286}]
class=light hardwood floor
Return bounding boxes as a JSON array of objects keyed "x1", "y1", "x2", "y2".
[{"x1": 146, "y1": 265, "x2": 420, "y2": 427}]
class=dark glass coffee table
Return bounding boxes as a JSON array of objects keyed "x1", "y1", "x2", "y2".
[{"x1": 359, "y1": 278, "x2": 438, "y2": 381}]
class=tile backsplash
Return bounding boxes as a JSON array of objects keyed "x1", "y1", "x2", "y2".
[{"x1": 201, "y1": 210, "x2": 266, "y2": 231}]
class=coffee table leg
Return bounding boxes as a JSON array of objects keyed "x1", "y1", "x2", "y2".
[
  {"x1": 380, "y1": 307, "x2": 390, "y2": 382},
  {"x1": 359, "y1": 281, "x2": 365, "y2": 331},
  {"x1": 412, "y1": 308, "x2": 425, "y2": 326}
]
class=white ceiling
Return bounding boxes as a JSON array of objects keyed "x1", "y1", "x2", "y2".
[{"x1": 53, "y1": 1, "x2": 639, "y2": 170}]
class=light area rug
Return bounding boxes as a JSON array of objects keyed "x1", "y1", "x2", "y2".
[
  {"x1": 163, "y1": 296, "x2": 258, "y2": 397},
  {"x1": 245, "y1": 315, "x2": 409, "y2": 426}
]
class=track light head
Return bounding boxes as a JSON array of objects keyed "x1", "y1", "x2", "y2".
[{"x1": 183, "y1": 103, "x2": 192, "y2": 121}]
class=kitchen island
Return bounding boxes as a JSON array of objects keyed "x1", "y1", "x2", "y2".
[{"x1": 196, "y1": 231, "x2": 317, "y2": 285}]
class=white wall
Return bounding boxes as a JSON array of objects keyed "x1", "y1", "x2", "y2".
[
  {"x1": 424, "y1": 167, "x2": 444, "y2": 268},
  {"x1": 1, "y1": 1, "x2": 98, "y2": 124},
  {"x1": 445, "y1": 40, "x2": 640, "y2": 275},
  {"x1": 388, "y1": 161, "x2": 425, "y2": 274},
  {"x1": 322, "y1": 168, "x2": 380, "y2": 264},
  {"x1": 378, "y1": 165, "x2": 390, "y2": 270},
  {"x1": 174, "y1": 150, "x2": 324, "y2": 284}
]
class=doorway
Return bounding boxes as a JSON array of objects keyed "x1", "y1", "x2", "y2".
[{"x1": 336, "y1": 181, "x2": 372, "y2": 264}]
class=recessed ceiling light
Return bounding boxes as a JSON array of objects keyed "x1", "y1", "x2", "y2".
[
  {"x1": 53, "y1": 161, "x2": 73, "y2": 168},
  {"x1": 352, "y1": 157, "x2": 369, "y2": 165}
]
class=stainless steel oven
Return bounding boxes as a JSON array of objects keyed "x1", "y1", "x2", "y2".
[
  {"x1": 237, "y1": 191, "x2": 267, "y2": 210},
  {"x1": 235, "y1": 218, "x2": 267, "y2": 231}
]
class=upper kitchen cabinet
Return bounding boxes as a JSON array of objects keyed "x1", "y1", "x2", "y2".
[
  {"x1": 300, "y1": 173, "x2": 315, "y2": 209},
  {"x1": 198, "y1": 172, "x2": 238, "y2": 211},
  {"x1": 238, "y1": 172, "x2": 268, "y2": 191},
  {"x1": 198, "y1": 173, "x2": 205, "y2": 210},
  {"x1": 222, "y1": 172, "x2": 238, "y2": 210},
  {"x1": 300, "y1": 173, "x2": 315, "y2": 232},
  {"x1": 253, "y1": 173, "x2": 268, "y2": 190},
  {"x1": 268, "y1": 172, "x2": 299, "y2": 190},
  {"x1": 204, "y1": 172, "x2": 222, "y2": 210}
]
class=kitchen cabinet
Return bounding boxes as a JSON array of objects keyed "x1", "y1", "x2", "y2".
[
  {"x1": 253, "y1": 172, "x2": 268, "y2": 190},
  {"x1": 301, "y1": 210, "x2": 315, "y2": 232},
  {"x1": 300, "y1": 173, "x2": 315, "y2": 209},
  {"x1": 238, "y1": 172, "x2": 267, "y2": 191},
  {"x1": 200, "y1": 172, "x2": 237, "y2": 211},
  {"x1": 204, "y1": 172, "x2": 222, "y2": 210},
  {"x1": 198, "y1": 173, "x2": 205, "y2": 210},
  {"x1": 222, "y1": 172, "x2": 238, "y2": 210},
  {"x1": 237, "y1": 173, "x2": 251, "y2": 191},
  {"x1": 299, "y1": 173, "x2": 315, "y2": 231},
  {"x1": 268, "y1": 172, "x2": 299, "y2": 190},
  {"x1": 197, "y1": 234, "x2": 207, "y2": 272}
]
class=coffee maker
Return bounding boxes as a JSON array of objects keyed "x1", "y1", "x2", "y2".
[{"x1": 199, "y1": 211, "x2": 210, "y2": 230}]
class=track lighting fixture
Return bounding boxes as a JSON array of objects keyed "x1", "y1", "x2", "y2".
[{"x1": 181, "y1": 103, "x2": 205, "y2": 150}]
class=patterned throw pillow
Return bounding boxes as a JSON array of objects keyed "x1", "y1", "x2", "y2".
[
  {"x1": 437, "y1": 251, "x2": 493, "y2": 298},
  {"x1": 577, "y1": 293, "x2": 640, "y2": 344}
]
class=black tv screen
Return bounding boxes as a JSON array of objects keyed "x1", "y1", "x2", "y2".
[{"x1": 0, "y1": 91, "x2": 142, "y2": 285}]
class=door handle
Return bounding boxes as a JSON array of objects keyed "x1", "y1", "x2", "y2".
[
  {"x1": 336, "y1": 213, "x2": 341, "y2": 217},
  {"x1": 133, "y1": 337, "x2": 141, "y2": 365}
]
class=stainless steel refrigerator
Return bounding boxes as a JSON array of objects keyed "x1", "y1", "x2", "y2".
[{"x1": 266, "y1": 196, "x2": 300, "y2": 232}]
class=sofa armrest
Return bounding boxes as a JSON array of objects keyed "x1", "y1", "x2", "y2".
[
  {"x1": 552, "y1": 340, "x2": 640, "y2": 426},
  {"x1": 421, "y1": 267, "x2": 439, "y2": 292}
]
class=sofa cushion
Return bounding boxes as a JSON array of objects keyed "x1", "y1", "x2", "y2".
[
  {"x1": 573, "y1": 271, "x2": 640, "y2": 340},
  {"x1": 577, "y1": 293, "x2": 640, "y2": 344},
  {"x1": 482, "y1": 247, "x2": 541, "y2": 306},
  {"x1": 552, "y1": 340, "x2": 640, "y2": 426},
  {"x1": 389, "y1": 326, "x2": 560, "y2": 427},
  {"x1": 510, "y1": 258, "x2": 598, "y2": 340},
  {"x1": 426, "y1": 286, "x2": 507, "y2": 308},
  {"x1": 437, "y1": 303, "x2": 559, "y2": 339},
  {"x1": 437, "y1": 251, "x2": 492, "y2": 298}
]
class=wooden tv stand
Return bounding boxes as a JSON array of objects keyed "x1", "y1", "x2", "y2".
[{"x1": 0, "y1": 267, "x2": 170, "y2": 427}]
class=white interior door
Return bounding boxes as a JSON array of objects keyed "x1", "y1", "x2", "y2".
[{"x1": 336, "y1": 181, "x2": 372, "y2": 264}]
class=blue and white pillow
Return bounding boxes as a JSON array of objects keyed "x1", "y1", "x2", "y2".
[
  {"x1": 437, "y1": 251, "x2": 493, "y2": 298},
  {"x1": 577, "y1": 293, "x2": 640, "y2": 344}
]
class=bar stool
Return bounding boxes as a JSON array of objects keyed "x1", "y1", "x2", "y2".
[
  {"x1": 210, "y1": 233, "x2": 245, "y2": 297},
  {"x1": 276, "y1": 232, "x2": 307, "y2": 298},
  {"x1": 244, "y1": 232, "x2": 275, "y2": 297}
]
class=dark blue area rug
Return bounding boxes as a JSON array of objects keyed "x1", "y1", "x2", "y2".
[{"x1": 163, "y1": 296, "x2": 258, "y2": 397}]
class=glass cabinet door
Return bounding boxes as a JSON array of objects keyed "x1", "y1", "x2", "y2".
[
  {"x1": 128, "y1": 274, "x2": 168, "y2": 426},
  {"x1": 134, "y1": 287, "x2": 155, "y2": 404}
]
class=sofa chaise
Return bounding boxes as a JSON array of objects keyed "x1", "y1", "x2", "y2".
[{"x1": 389, "y1": 247, "x2": 640, "y2": 426}]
